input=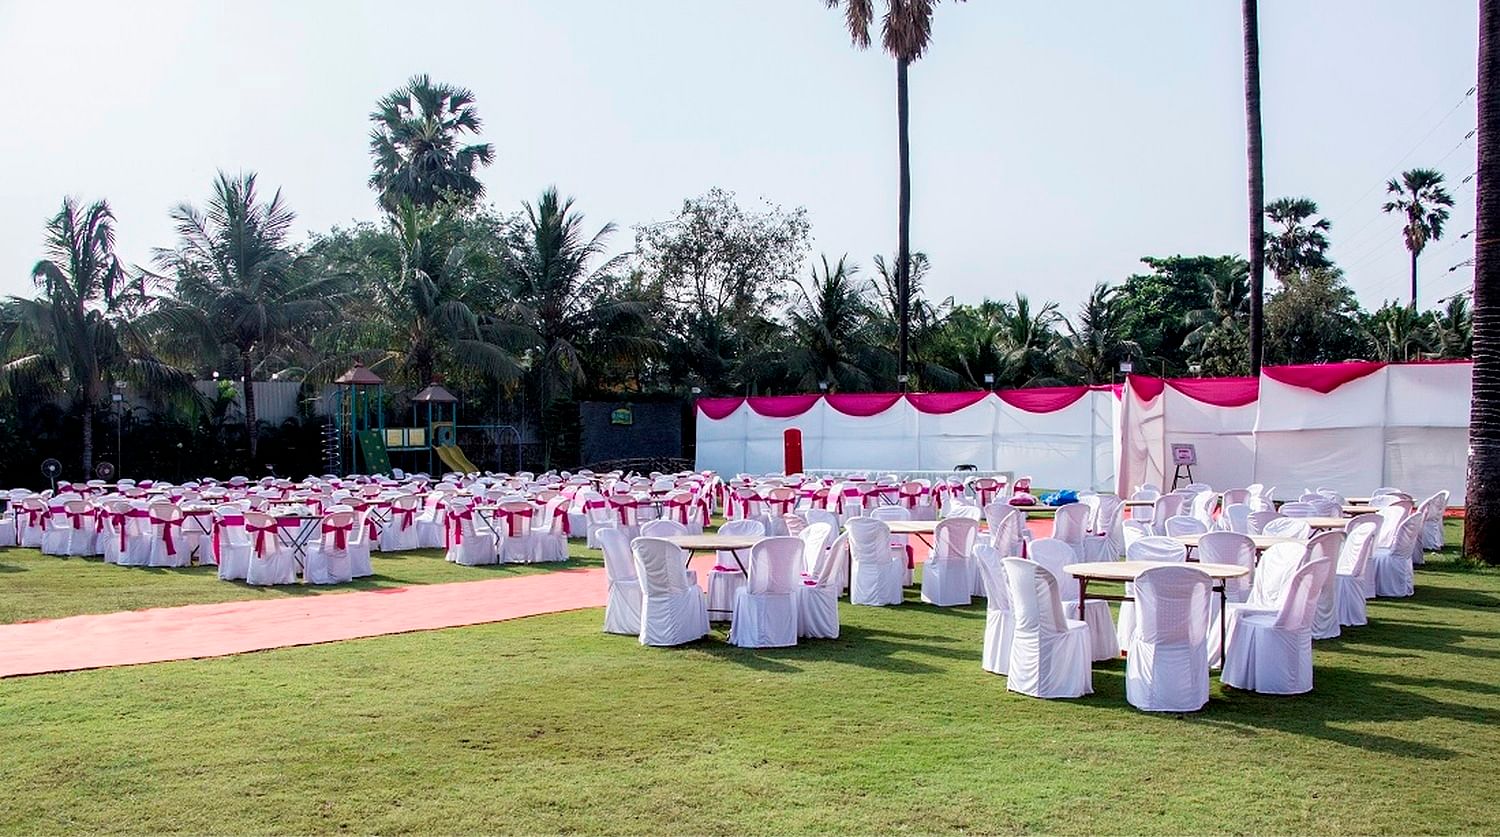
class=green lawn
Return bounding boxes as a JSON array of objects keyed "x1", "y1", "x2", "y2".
[
  {"x1": 0, "y1": 541, "x2": 601, "y2": 624},
  {"x1": 0, "y1": 521, "x2": 1497, "y2": 834}
]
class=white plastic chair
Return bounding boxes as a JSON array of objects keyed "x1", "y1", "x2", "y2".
[
  {"x1": 1116, "y1": 536, "x2": 1187, "y2": 649},
  {"x1": 797, "y1": 522, "x2": 833, "y2": 575},
  {"x1": 920, "y1": 517, "x2": 977, "y2": 607},
  {"x1": 1221, "y1": 558, "x2": 1334, "y2": 695},
  {"x1": 1417, "y1": 490, "x2": 1449, "y2": 556},
  {"x1": 444, "y1": 501, "x2": 499, "y2": 566},
  {"x1": 1002, "y1": 557, "x2": 1093, "y2": 699},
  {"x1": 1262, "y1": 517, "x2": 1311, "y2": 540},
  {"x1": 631, "y1": 537, "x2": 709, "y2": 647},
  {"x1": 378, "y1": 495, "x2": 422, "y2": 552},
  {"x1": 213, "y1": 506, "x2": 253, "y2": 581},
  {"x1": 708, "y1": 519, "x2": 765, "y2": 619},
  {"x1": 798, "y1": 532, "x2": 847, "y2": 639},
  {"x1": 729, "y1": 537, "x2": 802, "y2": 648},
  {"x1": 1337, "y1": 518, "x2": 1379, "y2": 627},
  {"x1": 1307, "y1": 530, "x2": 1344, "y2": 640},
  {"x1": 848, "y1": 517, "x2": 903, "y2": 606},
  {"x1": 243, "y1": 511, "x2": 298, "y2": 586},
  {"x1": 1163, "y1": 515, "x2": 1208, "y2": 537},
  {"x1": 1371, "y1": 512, "x2": 1423, "y2": 597},
  {"x1": 1051, "y1": 503, "x2": 1090, "y2": 549},
  {"x1": 598, "y1": 528, "x2": 642, "y2": 635},
  {"x1": 146, "y1": 503, "x2": 190, "y2": 568},
  {"x1": 1127, "y1": 565, "x2": 1213, "y2": 712},
  {"x1": 640, "y1": 519, "x2": 688, "y2": 538},
  {"x1": 972, "y1": 544, "x2": 1013, "y2": 675},
  {"x1": 1029, "y1": 537, "x2": 1117, "y2": 661},
  {"x1": 1219, "y1": 503, "x2": 1251, "y2": 534},
  {"x1": 306, "y1": 511, "x2": 355, "y2": 585}
]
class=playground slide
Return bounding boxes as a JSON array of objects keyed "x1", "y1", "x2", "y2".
[{"x1": 446, "y1": 444, "x2": 480, "y2": 474}]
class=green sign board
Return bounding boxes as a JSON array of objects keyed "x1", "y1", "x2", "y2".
[{"x1": 610, "y1": 407, "x2": 633, "y2": 426}]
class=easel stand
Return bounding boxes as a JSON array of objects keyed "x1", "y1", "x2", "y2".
[{"x1": 1171, "y1": 463, "x2": 1195, "y2": 490}]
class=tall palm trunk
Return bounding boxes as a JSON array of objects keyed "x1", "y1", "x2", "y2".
[
  {"x1": 1243, "y1": 0, "x2": 1265, "y2": 376},
  {"x1": 81, "y1": 402, "x2": 95, "y2": 478},
  {"x1": 1410, "y1": 248, "x2": 1420, "y2": 307},
  {"x1": 1466, "y1": 0, "x2": 1500, "y2": 565},
  {"x1": 896, "y1": 57, "x2": 912, "y2": 387},
  {"x1": 241, "y1": 351, "x2": 258, "y2": 462}
]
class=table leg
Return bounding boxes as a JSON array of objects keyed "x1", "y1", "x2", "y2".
[
  {"x1": 1218, "y1": 581, "x2": 1227, "y2": 664},
  {"x1": 729, "y1": 548, "x2": 748, "y2": 575}
]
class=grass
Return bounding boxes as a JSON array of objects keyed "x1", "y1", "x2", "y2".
[
  {"x1": 0, "y1": 541, "x2": 601, "y2": 624},
  {"x1": 0, "y1": 521, "x2": 1497, "y2": 834}
]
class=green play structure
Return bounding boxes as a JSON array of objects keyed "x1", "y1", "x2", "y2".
[{"x1": 330, "y1": 367, "x2": 481, "y2": 476}]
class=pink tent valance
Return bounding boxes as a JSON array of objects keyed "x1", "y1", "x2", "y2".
[
  {"x1": 1168, "y1": 377, "x2": 1259, "y2": 407},
  {"x1": 1263, "y1": 361, "x2": 1385, "y2": 393},
  {"x1": 996, "y1": 386, "x2": 1089, "y2": 413},
  {"x1": 825, "y1": 393, "x2": 904, "y2": 416},
  {"x1": 697, "y1": 397, "x2": 744, "y2": 420},
  {"x1": 747, "y1": 394, "x2": 822, "y2": 418},
  {"x1": 906, "y1": 391, "x2": 990, "y2": 414}
]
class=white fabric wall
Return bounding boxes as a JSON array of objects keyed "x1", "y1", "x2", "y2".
[
  {"x1": 1164, "y1": 388, "x2": 1257, "y2": 491},
  {"x1": 696, "y1": 391, "x2": 1116, "y2": 490},
  {"x1": 1116, "y1": 385, "x2": 1165, "y2": 495},
  {"x1": 1253, "y1": 370, "x2": 1390, "y2": 499},
  {"x1": 1384, "y1": 363, "x2": 1471, "y2": 502}
]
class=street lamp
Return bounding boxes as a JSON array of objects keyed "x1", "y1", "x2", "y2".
[
  {"x1": 690, "y1": 386, "x2": 701, "y2": 396},
  {"x1": 1189, "y1": 363, "x2": 1203, "y2": 377},
  {"x1": 817, "y1": 381, "x2": 829, "y2": 393},
  {"x1": 983, "y1": 373, "x2": 995, "y2": 391},
  {"x1": 896, "y1": 374, "x2": 909, "y2": 392},
  {"x1": 1118, "y1": 361, "x2": 1134, "y2": 374},
  {"x1": 112, "y1": 381, "x2": 126, "y2": 478}
]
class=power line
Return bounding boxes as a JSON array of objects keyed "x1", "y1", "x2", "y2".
[{"x1": 1326, "y1": 85, "x2": 1476, "y2": 222}]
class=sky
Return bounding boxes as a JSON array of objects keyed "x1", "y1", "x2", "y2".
[{"x1": 0, "y1": 0, "x2": 1480, "y2": 313}]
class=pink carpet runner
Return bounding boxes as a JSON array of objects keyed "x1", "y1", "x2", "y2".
[{"x1": 0, "y1": 567, "x2": 609, "y2": 678}]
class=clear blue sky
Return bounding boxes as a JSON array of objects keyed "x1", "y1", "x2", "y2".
[{"x1": 0, "y1": 0, "x2": 1479, "y2": 312}]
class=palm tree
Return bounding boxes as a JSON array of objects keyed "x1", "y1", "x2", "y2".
[
  {"x1": 1432, "y1": 294, "x2": 1473, "y2": 359},
  {"x1": 1184, "y1": 259, "x2": 1252, "y2": 375},
  {"x1": 1061, "y1": 283, "x2": 1140, "y2": 384},
  {"x1": 0, "y1": 199, "x2": 192, "y2": 476},
  {"x1": 1264, "y1": 196, "x2": 1332, "y2": 280},
  {"x1": 1243, "y1": 0, "x2": 1266, "y2": 375},
  {"x1": 1383, "y1": 168, "x2": 1455, "y2": 307},
  {"x1": 501, "y1": 188, "x2": 653, "y2": 463},
  {"x1": 363, "y1": 201, "x2": 521, "y2": 388},
  {"x1": 156, "y1": 172, "x2": 337, "y2": 462},
  {"x1": 870, "y1": 252, "x2": 959, "y2": 388},
  {"x1": 824, "y1": 0, "x2": 965, "y2": 385},
  {"x1": 991, "y1": 293, "x2": 1062, "y2": 388},
  {"x1": 1367, "y1": 301, "x2": 1435, "y2": 362},
  {"x1": 1467, "y1": 0, "x2": 1500, "y2": 563},
  {"x1": 369, "y1": 74, "x2": 496, "y2": 214},
  {"x1": 783, "y1": 255, "x2": 882, "y2": 391}
]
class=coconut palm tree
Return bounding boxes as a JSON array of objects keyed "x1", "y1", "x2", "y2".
[
  {"x1": 991, "y1": 293, "x2": 1062, "y2": 388},
  {"x1": 1062, "y1": 283, "x2": 1140, "y2": 384},
  {"x1": 824, "y1": 0, "x2": 965, "y2": 385},
  {"x1": 500, "y1": 188, "x2": 653, "y2": 463},
  {"x1": 0, "y1": 198, "x2": 193, "y2": 476},
  {"x1": 1184, "y1": 259, "x2": 1252, "y2": 375},
  {"x1": 1264, "y1": 196, "x2": 1332, "y2": 280},
  {"x1": 1467, "y1": 0, "x2": 1500, "y2": 563},
  {"x1": 362, "y1": 201, "x2": 521, "y2": 388},
  {"x1": 1243, "y1": 0, "x2": 1266, "y2": 375},
  {"x1": 1432, "y1": 294, "x2": 1473, "y2": 359},
  {"x1": 1383, "y1": 168, "x2": 1455, "y2": 307},
  {"x1": 869, "y1": 252, "x2": 959, "y2": 389},
  {"x1": 783, "y1": 255, "x2": 883, "y2": 392},
  {"x1": 369, "y1": 74, "x2": 496, "y2": 213},
  {"x1": 156, "y1": 172, "x2": 338, "y2": 462}
]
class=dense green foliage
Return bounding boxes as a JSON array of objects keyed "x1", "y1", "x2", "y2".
[{"x1": 0, "y1": 79, "x2": 1473, "y2": 480}]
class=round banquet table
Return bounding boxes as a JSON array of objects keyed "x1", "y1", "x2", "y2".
[
  {"x1": 1302, "y1": 516, "x2": 1353, "y2": 531},
  {"x1": 1065, "y1": 560, "x2": 1252, "y2": 652},
  {"x1": 1343, "y1": 505, "x2": 1382, "y2": 516},
  {"x1": 666, "y1": 533, "x2": 760, "y2": 619}
]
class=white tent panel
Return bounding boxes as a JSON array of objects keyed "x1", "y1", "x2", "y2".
[
  {"x1": 1386, "y1": 363, "x2": 1471, "y2": 428},
  {"x1": 995, "y1": 395, "x2": 1104, "y2": 491},
  {"x1": 915, "y1": 398, "x2": 999, "y2": 471},
  {"x1": 818, "y1": 400, "x2": 918, "y2": 472},
  {"x1": 1254, "y1": 368, "x2": 1388, "y2": 431},
  {"x1": 1163, "y1": 388, "x2": 1257, "y2": 491},
  {"x1": 1253, "y1": 427, "x2": 1386, "y2": 499}
]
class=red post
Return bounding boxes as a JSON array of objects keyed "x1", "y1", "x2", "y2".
[{"x1": 783, "y1": 428, "x2": 803, "y2": 475}]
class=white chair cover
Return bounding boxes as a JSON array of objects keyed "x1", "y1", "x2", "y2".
[
  {"x1": 243, "y1": 512, "x2": 298, "y2": 586},
  {"x1": 631, "y1": 537, "x2": 709, "y2": 646},
  {"x1": 1262, "y1": 517, "x2": 1311, "y2": 540},
  {"x1": 848, "y1": 518, "x2": 903, "y2": 606},
  {"x1": 640, "y1": 519, "x2": 688, "y2": 538},
  {"x1": 1029, "y1": 537, "x2": 1117, "y2": 661},
  {"x1": 798, "y1": 532, "x2": 846, "y2": 639},
  {"x1": 1163, "y1": 515, "x2": 1207, "y2": 537},
  {"x1": 1002, "y1": 557, "x2": 1092, "y2": 699},
  {"x1": 1307, "y1": 530, "x2": 1344, "y2": 640},
  {"x1": 1337, "y1": 518, "x2": 1379, "y2": 627},
  {"x1": 729, "y1": 537, "x2": 802, "y2": 648},
  {"x1": 598, "y1": 528, "x2": 642, "y2": 635},
  {"x1": 1127, "y1": 565, "x2": 1213, "y2": 712},
  {"x1": 1371, "y1": 512, "x2": 1423, "y2": 597},
  {"x1": 920, "y1": 517, "x2": 977, "y2": 607},
  {"x1": 1116, "y1": 536, "x2": 1187, "y2": 649},
  {"x1": 1418, "y1": 490, "x2": 1449, "y2": 552},
  {"x1": 972, "y1": 545, "x2": 1013, "y2": 674},
  {"x1": 1222, "y1": 558, "x2": 1334, "y2": 694},
  {"x1": 708, "y1": 519, "x2": 765, "y2": 619}
]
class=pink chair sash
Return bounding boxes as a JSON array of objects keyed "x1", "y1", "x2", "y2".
[
  {"x1": 150, "y1": 515, "x2": 182, "y2": 556},
  {"x1": 498, "y1": 507, "x2": 533, "y2": 537},
  {"x1": 213, "y1": 515, "x2": 246, "y2": 561},
  {"x1": 322, "y1": 519, "x2": 354, "y2": 550}
]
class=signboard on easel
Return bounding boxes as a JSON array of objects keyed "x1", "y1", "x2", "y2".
[{"x1": 1170, "y1": 443, "x2": 1197, "y2": 489}]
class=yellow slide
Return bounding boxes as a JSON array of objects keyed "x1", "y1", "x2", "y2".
[{"x1": 434, "y1": 444, "x2": 480, "y2": 475}]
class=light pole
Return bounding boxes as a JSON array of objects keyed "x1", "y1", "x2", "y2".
[
  {"x1": 983, "y1": 373, "x2": 995, "y2": 391},
  {"x1": 112, "y1": 381, "x2": 126, "y2": 478}
]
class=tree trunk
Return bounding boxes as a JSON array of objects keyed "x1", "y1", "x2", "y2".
[
  {"x1": 896, "y1": 57, "x2": 912, "y2": 387},
  {"x1": 242, "y1": 352, "x2": 258, "y2": 463},
  {"x1": 81, "y1": 402, "x2": 94, "y2": 479},
  {"x1": 1410, "y1": 247, "x2": 1420, "y2": 308},
  {"x1": 1466, "y1": 0, "x2": 1500, "y2": 565},
  {"x1": 1243, "y1": 0, "x2": 1265, "y2": 377}
]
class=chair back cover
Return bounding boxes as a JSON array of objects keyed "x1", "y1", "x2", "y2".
[
  {"x1": 1126, "y1": 536, "x2": 1187, "y2": 563},
  {"x1": 1027, "y1": 538, "x2": 1078, "y2": 599},
  {"x1": 747, "y1": 537, "x2": 802, "y2": 595},
  {"x1": 1274, "y1": 557, "x2": 1335, "y2": 630},
  {"x1": 640, "y1": 519, "x2": 688, "y2": 538},
  {"x1": 631, "y1": 537, "x2": 692, "y2": 595},
  {"x1": 1052, "y1": 503, "x2": 1090, "y2": 544},
  {"x1": 718, "y1": 518, "x2": 766, "y2": 539},
  {"x1": 1263, "y1": 517, "x2": 1311, "y2": 539},
  {"x1": 1196, "y1": 531, "x2": 1256, "y2": 597},
  {"x1": 847, "y1": 517, "x2": 892, "y2": 564},
  {"x1": 933, "y1": 517, "x2": 978, "y2": 559},
  {"x1": 1247, "y1": 542, "x2": 1310, "y2": 608},
  {"x1": 972, "y1": 544, "x2": 1010, "y2": 615},
  {"x1": 1003, "y1": 557, "x2": 1069, "y2": 636},
  {"x1": 1135, "y1": 565, "x2": 1212, "y2": 645},
  {"x1": 1164, "y1": 515, "x2": 1208, "y2": 536},
  {"x1": 598, "y1": 528, "x2": 636, "y2": 582}
]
